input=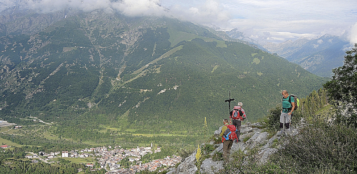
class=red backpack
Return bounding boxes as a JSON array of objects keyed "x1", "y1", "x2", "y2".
[
  {"x1": 222, "y1": 125, "x2": 238, "y2": 142},
  {"x1": 231, "y1": 106, "x2": 243, "y2": 120}
]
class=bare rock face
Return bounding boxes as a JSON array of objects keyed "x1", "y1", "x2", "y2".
[
  {"x1": 200, "y1": 158, "x2": 224, "y2": 174},
  {"x1": 245, "y1": 132, "x2": 268, "y2": 149},
  {"x1": 210, "y1": 143, "x2": 223, "y2": 156},
  {"x1": 240, "y1": 126, "x2": 253, "y2": 134},
  {"x1": 214, "y1": 126, "x2": 223, "y2": 136},
  {"x1": 175, "y1": 153, "x2": 197, "y2": 174},
  {"x1": 230, "y1": 141, "x2": 246, "y2": 154},
  {"x1": 169, "y1": 122, "x2": 303, "y2": 173},
  {"x1": 262, "y1": 135, "x2": 277, "y2": 149},
  {"x1": 257, "y1": 148, "x2": 278, "y2": 164},
  {"x1": 166, "y1": 168, "x2": 176, "y2": 174}
]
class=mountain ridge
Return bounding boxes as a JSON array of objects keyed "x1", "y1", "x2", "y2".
[
  {"x1": 226, "y1": 28, "x2": 350, "y2": 77},
  {"x1": 0, "y1": 10, "x2": 326, "y2": 145}
]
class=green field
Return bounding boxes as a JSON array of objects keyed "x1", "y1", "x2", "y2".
[
  {"x1": 0, "y1": 137, "x2": 22, "y2": 147},
  {"x1": 56, "y1": 157, "x2": 95, "y2": 164},
  {"x1": 42, "y1": 132, "x2": 60, "y2": 140},
  {"x1": 125, "y1": 129, "x2": 137, "y2": 132},
  {"x1": 133, "y1": 133, "x2": 187, "y2": 137},
  {"x1": 0, "y1": 127, "x2": 11, "y2": 133}
]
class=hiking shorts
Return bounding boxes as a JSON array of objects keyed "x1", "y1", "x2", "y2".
[{"x1": 280, "y1": 113, "x2": 291, "y2": 123}]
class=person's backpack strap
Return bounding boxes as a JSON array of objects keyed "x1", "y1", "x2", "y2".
[
  {"x1": 239, "y1": 109, "x2": 243, "y2": 118},
  {"x1": 289, "y1": 94, "x2": 299, "y2": 111},
  {"x1": 223, "y1": 127, "x2": 230, "y2": 137},
  {"x1": 223, "y1": 127, "x2": 231, "y2": 140},
  {"x1": 287, "y1": 95, "x2": 293, "y2": 111}
]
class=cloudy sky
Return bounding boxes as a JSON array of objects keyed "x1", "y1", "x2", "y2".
[{"x1": 1, "y1": 0, "x2": 357, "y2": 44}]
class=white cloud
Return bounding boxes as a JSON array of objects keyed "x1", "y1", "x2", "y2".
[
  {"x1": 112, "y1": 0, "x2": 166, "y2": 17},
  {"x1": 221, "y1": 0, "x2": 357, "y2": 43},
  {"x1": 6, "y1": 0, "x2": 167, "y2": 16},
  {"x1": 0, "y1": 0, "x2": 17, "y2": 12},
  {"x1": 1, "y1": 0, "x2": 357, "y2": 43},
  {"x1": 350, "y1": 23, "x2": 357, "y2": 45},
  {"x1": 169, "y1": 0, "x2": 230, "y2": 27}
]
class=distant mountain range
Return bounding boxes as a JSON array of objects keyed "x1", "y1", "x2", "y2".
[
  {"x1": 0, "y1": 9, "x2": 326, "y2": 143},
  {"x1": 263, "y1": 35, "x2": 350, "y2": 77},
  {"x1": 226, "y1": 29, "x2": 351, "y2": 77}
]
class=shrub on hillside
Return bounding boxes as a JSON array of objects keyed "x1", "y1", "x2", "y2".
[
  {"x1": 324, "y1": 44, "x2": 357, "y2": 127},
  {"x1": 262, "y1": 106, "x2": 281, "y2": 131},
  {"x1": 225, "y1": 119, "x2": 357, "y2": 173},
  {"x1": 270, "y1": 120, "x2": 357, "y2": 173}
]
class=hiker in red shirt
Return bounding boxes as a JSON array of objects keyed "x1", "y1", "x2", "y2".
[{"x1": 230, "y1": 102, "x2": 246, "y2": 142}]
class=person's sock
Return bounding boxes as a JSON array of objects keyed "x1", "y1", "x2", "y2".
[{"x1": 285, "y1": 123, "x2": 290, "y2": 129}]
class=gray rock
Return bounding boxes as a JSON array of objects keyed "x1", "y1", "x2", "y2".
[
  {"x1": 249, "y1": 132, "x2": 261, "y2": 141},
  {"x1": 239, "y1": 132, "x2": 254, "y2": 141},
  {"x1": 255, "y1": 132, "x2": 268, "y2": 142},
  {"x1": 210, "y1": 143, "x2": 223, "y2": 156},
  {"x1": 241, "y1": 124, "x2": 248, "y2": 128},
  {"x1": 213, "y1": 130, "x2": 220, "y2": 135},
  {"x1": 276, "y1": 128, "x2": 299, "y2": 137},
  {"x1": 262, "y1": 135, "x2": 277, "y2": 149},
  {"x1": 240, "y1": 126, "x2": 253, "y2": 134},
  {"x1": 230, "y1": 141, "x2": 246, "y2": 153},
  {"x1": 287, "y1": 128, "x2": 299, "y2": 136},
  {"x1": 166, "y1": 168, "x2": 175, "y2": 174},
  {"x1": 214, "y1": 126, "x2": 223, "y2": 136},
  {"x1": 257, "y1": 148, "x2": 278, "y2": 164},
  {"x1": 252, "y1": 128, "x2": 259, "y2": 131},
  {"x1": 246, "y1": 132, "x2": 268, "y2": 149},
  {"x1": 175, "y1": 153, "x2": 197, "y2": 174},
  {"x1": 251, "y1": 122, "x2": 262, "y2": 127},
  {"x1": 200, "y1": 158, "x2": 224, "y2": 174}
]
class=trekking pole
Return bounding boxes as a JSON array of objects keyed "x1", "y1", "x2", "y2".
[{"x1": 225, "y1": 91, "x2": 234, "y2": 115}]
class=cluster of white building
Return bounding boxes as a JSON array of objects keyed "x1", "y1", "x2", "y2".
[
  {"x1": 96, "y1": 145, "x2": 160, "y2": 170},
  {"x1": 126, "y1": 155, "x2": 182, "y2": 173},
  {"x1": 26, "y1": 151, "x2": 61, "y2": 160},
  {"x1": 23, "y1": 144, "x2": 181, "y2": 173}
]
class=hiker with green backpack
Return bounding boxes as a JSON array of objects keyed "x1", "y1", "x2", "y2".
[{"x1": 279, "y1": 90, "x2": 299, "y2": 135}]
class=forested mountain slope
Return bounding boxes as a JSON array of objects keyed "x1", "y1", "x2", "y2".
[{"x1": 0, "y1": 10, "x2": 326, "y2": 143}]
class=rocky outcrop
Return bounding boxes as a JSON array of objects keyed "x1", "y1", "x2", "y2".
[
  {"x1": 210, "y1": 143, "x2": 223, "y2": 156},
  {"x1": 245, "y1": 132, "x2": 268, "y2": 149},
  {"x1": 213, "y1": 126, "x2": 223, "y2": 136},
  {"x1": 200, "y1": 158, "x2": 224, "y2": 174},
  {"x1": 257, "y1": 148, "x2": 278, "y2": 164},
  {"x1": 169, "y1": 121, "x2": 302, "y2": 173},
  {"x1": 174, "y1": 153, "x2": 197, "y2": 174},
  {"x1": 240, "y1": 126, "x2": 254, "y2": 134}
]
